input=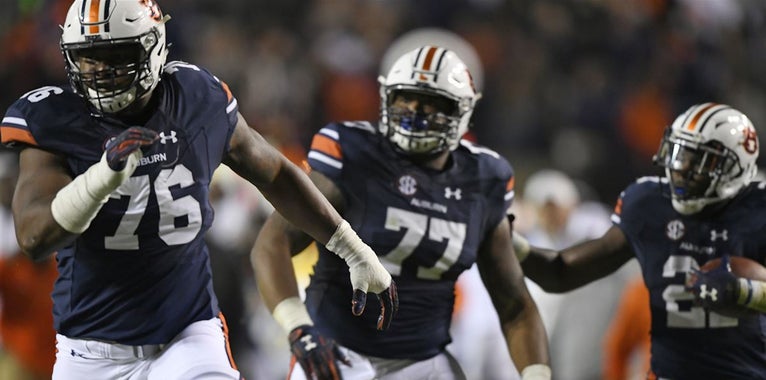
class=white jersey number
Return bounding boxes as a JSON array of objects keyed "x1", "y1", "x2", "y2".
[
  {"x1": 380, "y1": 207, "x2": 466, "y2": 280},
  {"x1": 662, "y1": 255, "x2": 738, "y2": 328},
  {"x1": 104, "y1": 165, "x2": 202, "y2": 250}
]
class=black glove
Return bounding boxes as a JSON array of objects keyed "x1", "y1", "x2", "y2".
[
  {"x1": 289, "y1": 325, "x2": 350, "y2": 380},
  {"x1": 687, "y1": 255, "x2": 740, "y2": 311},
  {"x1": 105, "y1": 127, "x2": 159, "y2": 170},
  {"x1": 352, "y1": 279, "x2": 399, "y2": 331}
]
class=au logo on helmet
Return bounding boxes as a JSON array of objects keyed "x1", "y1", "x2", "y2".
[
  {"x1": 743, "y1": 128, "x2": 758, "y2": 154},
  {"x1": 139, "y1": 0, "x2": 163, "y2": 22}
]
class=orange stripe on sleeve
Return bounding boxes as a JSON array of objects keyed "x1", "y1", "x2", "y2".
[
  {"x1": 220, "y1": 80, "x2": 233, "y2": 102},
  {"x1": 88, "y1": 0, "x2": 101, "y2": 34},
  {"x1": 506, "y1": 176, "x2": 515, "y2": 192},
  {"x1": 310, "y1": 134, "x2": 342, "y2": 160},
  {"x1": 1, "y1": 126, "x2": 38, "y2": 146}
]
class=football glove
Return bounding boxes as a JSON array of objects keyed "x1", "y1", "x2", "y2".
[
  {"x1": 326, "y1": 221, "x2": 399, "y2": 330},
  {"x1": 289, "y1": 325, "x2": 350, "y2": 380},
  {"x1": 352, "y1": 279, "x2": 398, "y2": 331},
  {"x1": 686, "y1": 255, "x2": 739, "y2": 311},
  {"x1": 105, "y1": 126, "x2": 159, "y2": 170}
]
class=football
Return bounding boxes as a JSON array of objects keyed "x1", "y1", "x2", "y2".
[{"x1": 697, "y1": 256, "x2": 766, "y2": 318}]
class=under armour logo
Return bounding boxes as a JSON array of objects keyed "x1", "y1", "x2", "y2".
[
  {"x1": 699, "y1": 285, "x2": 718, "y2": 302},
  {"x1": 300, "y1": 334, "x2": 317, "y2": 351},
  {"x1": 445, "y1": 187, "x2": 462, "y2": 200},
  {"x1": 159, "y1": 131, "x2": 178, "y2": 144},
  {"x1": 710, "y1": 229, "x2": 728, "y2": 242}
]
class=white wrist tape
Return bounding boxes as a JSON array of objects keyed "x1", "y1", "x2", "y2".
[
  {"x1": 521, "y1": 364, "x2": 552, "y2": 380},
  {"x1": 512, "y1": 230, "x2": 531, "y2": 262},
  {"x1": 51, "y1": 152, "x2": 140, "y2": 233},
  {"x1": 326, "y1": 220, "x2": 391, "y2": 293},
  {"x1": 273, "y1": 296, "x2": 313, "y2": 333},
  {"x1": 737, "y1": 278, "x2": 766, "y2": 313}
]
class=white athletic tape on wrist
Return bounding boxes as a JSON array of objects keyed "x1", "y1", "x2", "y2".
[
  {"x1": 51, "y1": 152, "x2": 140, "y2": 233},
  {"x1": 326, "y1": 220, "x2": 391, "y2": 293},
  {"x1": 521, "y1": 364, "x2": 552, "y2": 380},
  {"x1": 738, "y1": 278, "x2": 766, "y2": 312},
  {"x1": 273, "y1": 296, "x2": 313, "y2": 333},
  {"x1": 512, "y1": 231, "x2": 531, "y2": 262}
]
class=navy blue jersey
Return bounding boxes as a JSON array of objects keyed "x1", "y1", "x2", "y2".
[
  {"x1": 306, "y1": 121, "x2": 515, "y2": 360},
  {"x1": 0, "y1": 61, "x2": 239, "y2": 345},
  {"x1": 613, "y1": 176, "x2": 766, "y2": 380}
]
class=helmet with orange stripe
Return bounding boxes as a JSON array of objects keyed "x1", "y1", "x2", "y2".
[
  {"x1": 653, "y1": 103, "x2": 759, "y2": 214},
  {"x1": 378, "y1": 46, "x2": 481, "y2": 157},
  {"x1": 60, "y1": 0, "x2": 170, "y2": 114}
]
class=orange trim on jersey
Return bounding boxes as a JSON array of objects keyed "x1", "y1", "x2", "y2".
[
  {"x1": 217, "y1": 312, "x2": 239, "y2": 371},
  {"x1": 419, "y1": 46, "x2": 438, "y2": 81},
  {"x1": 220, "y1": 80, "x2": 233, "y2": 102},
  {"x1": 310, "y1": 134, "x2": 342, "y2": 160},
  {"x1": 88, "y1": 0, "x2": 101, "y2": 34},
  {"x1": 614, "y1": 198, "x2": 623, "y2": 215},
  {"x1": 506, "y1": 176, "x2": 515, "y2": 192},
  {"x1": 0, "y1": 126, "x2": 38, "y2": 146},
  {"x1": 286, "y1": 355, "x2": 297, "y2": 379},
  {"x1": 686, "y1": 103, "x2": 717, "y2": 131}
]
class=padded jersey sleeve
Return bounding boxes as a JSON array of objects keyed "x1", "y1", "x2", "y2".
[
  {"x1": 161, "y1": 61, "x2": 239, "y2": 155},
  {"x1": 610, "y1": 177, "x2": 661, "y2": 232},
  {"x1": 461, "y1": 140, "x2": 515, "y2": 231},
  {"x1": 307, "y1": 122, "x2": 346, "y2": 180},
  {"x1": 160, "y1": 61, "x2": 238, "y2": 159},
  {"x1": 1, "y1": 86, "x2": 70, "y2": 148},
  {"x1": 0, "y1": 85, "x2": 105, "y2": 161}
]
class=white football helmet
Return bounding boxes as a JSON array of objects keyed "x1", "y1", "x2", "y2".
[
  {"x1": 378, "y1": 45, "x2": 481, "y2": 156},
  {"x1": 654, "y1": 103, "x2": 759, "y2": 214},
  {"x1": 60, "y1": 0, "x2": 170, "y2": 114}
]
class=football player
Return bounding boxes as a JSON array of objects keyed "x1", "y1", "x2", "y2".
[
  {"x1": 514, "y1": 103, "x2": 766, "y2": 379},
  {"x1": 0, "y1": 1, "x2": 396, "y2": 379},
  {"x1": 252, "y1": 46, "x2": 551, "y2": 380}
]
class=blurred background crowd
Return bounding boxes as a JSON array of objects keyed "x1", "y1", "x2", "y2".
[{"x1": 1, "y1": 0, "x2": 766, "y2": 379}]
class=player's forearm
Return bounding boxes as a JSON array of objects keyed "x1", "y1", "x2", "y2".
[
  {"x1": 258, "y1": 160, "x2": 341, "y2": 245},
  {"x1": 503, "y1": 302, "x2": 551, "y2": 380},
  {"x1": 13, "y1": 204, "x2": 75, "y2": 261},
  {"x1": 736, "y1": 278, "x2": 766, "y2": 313},
  {"x1": 520, "y1": 248, "x2": 573, "y2": 292},
  {"x1": 252, "y1": 216, "x2": 305, "y2": 311},
  {"x1": 252, "y1": 217, "x2": 313, "y2": 333}
]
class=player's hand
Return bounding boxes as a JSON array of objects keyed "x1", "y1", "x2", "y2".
[
  {"x1": 326, "y1": 221, "x2": 399, "y2": 330},
  {"x1": 105, "y1": 127, "x2": 159, "y2": 170},
  {"x1": 351, "y1": 277, "x2": 398, "y2": 331},
  {"x1": 289, "y1": 325, "x2": 350, "y2": 380},
  {"x1": 686, "y1": 255, "x2": 740, "y2": 310}
]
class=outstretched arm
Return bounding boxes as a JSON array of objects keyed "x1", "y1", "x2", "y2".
[
  {"x1": 252, "y1": 181, "x2": 350, "y2": 380},
  {"x1": 253, "y1": 170, "x2": 343, "y2": 315},
  {"x1": 514, "y1": 223, "x2": 634, "y2": 293},
  {"x1": 226, "y1": 113, "x2": 397, "y2": 319},
  {"x1": 478, "y1": 217, "x2": 550, "y2": 379},
  {"x1": 223, "y1": 113, "x2": 341, "y2": 244}
]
